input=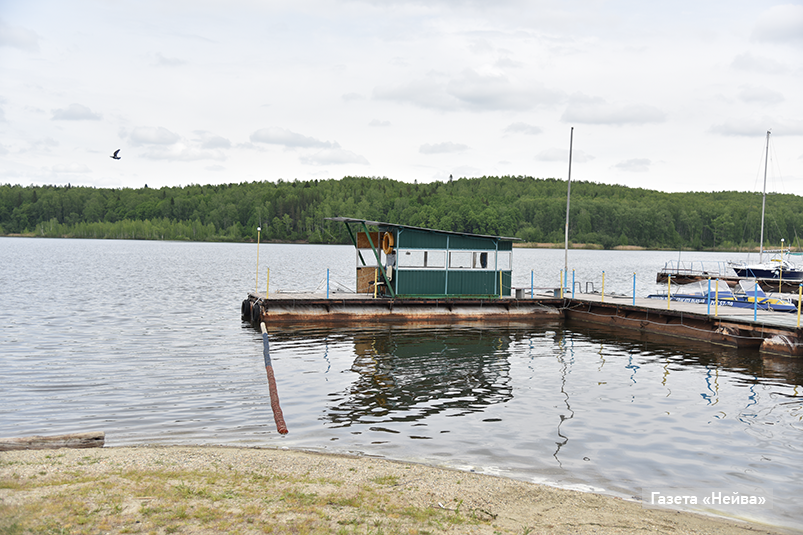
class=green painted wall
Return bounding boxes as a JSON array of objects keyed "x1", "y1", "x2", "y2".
[{"x1": 395, "y1": 270, "x2": 512, "y2": 298}]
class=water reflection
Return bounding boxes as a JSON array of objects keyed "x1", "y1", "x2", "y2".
[
  {"x1": 321, "y1": 325, "x2": 521, "y2": 427},
  {"x1": 553, "y1": 331, "x2": 575, "y2": 465},
  {"x1": 565, "y1": 320, "x2": 803, "y2": 387}
]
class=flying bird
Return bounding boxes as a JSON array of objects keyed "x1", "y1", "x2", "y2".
[{"x1": 110, "y1": 149, "x2": 121, "y2": 160}]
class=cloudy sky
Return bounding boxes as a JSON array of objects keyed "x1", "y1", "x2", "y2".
[{"x1": 1, "y1": 0, "x2": 802, "y2": 193}]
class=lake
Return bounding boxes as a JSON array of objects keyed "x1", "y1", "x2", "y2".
[{"x1": 1, "y1": 237, "x2": 802, "y2": 530}]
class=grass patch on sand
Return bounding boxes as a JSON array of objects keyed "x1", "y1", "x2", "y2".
[{"x1": 0, "y1": 454, "x2": 482, "y2": 535}]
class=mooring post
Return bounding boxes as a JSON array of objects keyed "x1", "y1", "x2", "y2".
[{"x1": 261, "y1": 322, "x2": 288, "y2": 435}]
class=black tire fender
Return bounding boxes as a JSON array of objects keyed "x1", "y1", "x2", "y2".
[{"x1": 251, "y1": 302, "x2": 262, "y2": 325}]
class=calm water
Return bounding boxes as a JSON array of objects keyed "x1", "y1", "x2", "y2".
[{"x1": 2, "y1": 238, "x2": 802, "y2": 530}]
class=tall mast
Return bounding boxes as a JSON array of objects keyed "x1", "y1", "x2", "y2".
[
  {"x1": 564, "y1": 127, "x2": 573, "y2": 277},
  {"x1": 759, "y1": 130, "x2": 770, "y2": 263}
]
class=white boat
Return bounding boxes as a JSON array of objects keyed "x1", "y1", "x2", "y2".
[
  {"x1": 730, "y1": 131, "x2": 803, "y2": 282},
  {"x1": 647, "y1": 279, "x2": 797, "y2": 313}
]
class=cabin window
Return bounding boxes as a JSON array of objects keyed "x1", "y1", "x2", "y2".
[
  {"x1": 449, "y1": 251, "x2": 472, "y2": 268},
  {"x1": 426, "y1": 251, "x2": 445, "y2": 268},
  {"x1": 473, "y1": 252, "x2": 488, "y2": 269},
  {"x1": 399, "y1": 250, "x2": 425, "y2": 267}
]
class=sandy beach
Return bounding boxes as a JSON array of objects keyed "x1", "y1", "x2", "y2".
[{"x1": 0, "y1": 445, "x2": 795, "y2": 534}]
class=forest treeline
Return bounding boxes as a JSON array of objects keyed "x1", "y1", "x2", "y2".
[{"x1": 1, "y1": 175, "x2": 802, "y2": 250}]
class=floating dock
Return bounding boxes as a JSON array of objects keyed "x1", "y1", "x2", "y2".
[
  {"x1": 242, "y1": 292, "x2": 803, "y2": 358},
  {"x1": 245, "y1": 219, "x2": 803, "y2": 358},
  {"x1": 243, "y1": 292, "x2": 562, "y2": 324}
]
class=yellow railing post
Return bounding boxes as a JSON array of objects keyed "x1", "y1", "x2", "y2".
[
  {"x1": 715, "y1": 278, "x2": 719, "y2": 317},
  {"x1": 667, "y1": 274, "x2": 671, "y2": 310},
  {"x1": 797, "y1": 284, "x2": 802, "y2": 328},
  {"x1": 499, "y1": 270, "x2": 503, "y2": 298},
  {"x1": 374, "y1": 268, "x2": 378, "y2": 299},
  {"x1": 560, "y1": 270, "x2": 564, "y2": 299},
  {"x1": 602, "y1": 271, "x2": 605, "y2": 302}
]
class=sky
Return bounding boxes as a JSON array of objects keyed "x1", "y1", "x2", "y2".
[{"x1": 1, "y1": 0, "x2": 802, "y2": 193}]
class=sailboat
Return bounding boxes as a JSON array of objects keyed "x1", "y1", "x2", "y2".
[{"x1": 730, "y1": 131, "x2": 803, "y2": 282}]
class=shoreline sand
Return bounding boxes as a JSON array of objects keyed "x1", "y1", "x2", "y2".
[{"x1": 1, "y1": 445, "x2": 797, "y2": 534}]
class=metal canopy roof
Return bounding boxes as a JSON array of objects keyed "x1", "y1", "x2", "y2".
[{"x1": 326, "y1": 217, "x2": 521, "y2": 241}]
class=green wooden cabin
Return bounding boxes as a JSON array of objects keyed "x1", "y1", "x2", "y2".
[{"x1": 327, "y1": 217, "x2": 517, "y2": 298}]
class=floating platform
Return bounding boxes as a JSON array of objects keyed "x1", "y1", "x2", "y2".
[
  {"x1": 242, "y1": 292, "x2": 562, "y2": 324},
  {"x1": 243, "y1": 292, "x2": 803, "y2": 358}
]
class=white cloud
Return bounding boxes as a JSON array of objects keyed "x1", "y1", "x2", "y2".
[
  {"x1": 562, "y1": 95, "x2": 665, "y2": 125},
  {"x1": 752, "y1": 4, "x2": 803, "y2": 43},
  {"x1": 52, "y1": 163, "x2": 91, "y2": 173},
  {"x1": 127, "y1": 126, "x2": 180, "y2": 145},
  {"x1": 342, "y1": 93, "x2": 366, "y2": 102},
  {"x1": 193, "y1": 130, "x2": 231, "y2": 149},
  {"x1": 730, "y1": 53, "x2": 788, "y2": 75},
  {"x1": 250, "y1": 127, "x2": 338, "y2": 149},
  {"x1": 737, "y1": 85, "x2": 784, "y2": 105},
  {"x1": 0, "y1": 19, "x2": 39, "y2": 51},
  {"x1": 300, "y1": 148, "x2": 369, "y2": 165},
  {"x1": 420, "y1": 142, "x2": 469, "y2": 154},
  {"x1": 373, "y1": 75, "x2": 457, "y2": 110},
  {"x1": 613, "y1": 158, "x2": 652, "y2": 173},
  {"x1": 495, "y1": 57, "x2": 523, "y2": 69},
  {"x1": 368, "y1": 119, "x2": 391, "y2": 127},
  {"x1": 504, "y1": 122, "x2": 542, "y2": 135},
  {"x1": 535, "y1": 148, "x2": 594, "y2": 163},
  {"x1": 142, "y1": 143, "x2": 227, "y2": 161},
  {"x1": 375, "y1": 69, "x2": 561, "y2": 112},
  {"x1": 51, "y1": 103, "x2": 102, "y2": 121},
  {"x1": 446, "y1": 69, "x2": 562, "y2": 111},
  {"x1": 152, "y1": 52, "x2": 188, "y2": 67},
  {"x1": 709, "y1": 118, "x2": 803, "y2": 137}
]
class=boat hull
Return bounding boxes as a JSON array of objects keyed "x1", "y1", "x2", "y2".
[
  {"x1": 732, "y1": 266, "x2": 803, "y2": 281},
  {"x1": 646, "y1": 293, "x2": 797, "y2": 313}
]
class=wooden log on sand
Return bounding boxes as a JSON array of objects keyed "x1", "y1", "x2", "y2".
[{"x1": 0, "y1": 431, "x2": 105, "y2": 451}]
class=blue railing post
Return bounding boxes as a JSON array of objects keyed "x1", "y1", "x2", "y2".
[
  {"x1": 754, "y1": 280, "x2": 758, "y2": 321},
  {"x1": 707, "y1": 278, "x2": 711, "y2": 315},
  {"x1": 327, "y1": 268, "x2": 330, "y2": 299},
  {"x1": 531, "y1": 270, "x2": 534, "y2": 299},
  {"x1": 632, "y1": 272, "x2": 636, "y2": 305},
  {"x1": 572, "y1": 269, "x2": 575, "y2": 299}
]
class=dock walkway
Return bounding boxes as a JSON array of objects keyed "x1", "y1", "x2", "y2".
[{"x1": 242, "y1": 291, "x2": 803, "y2": 357}]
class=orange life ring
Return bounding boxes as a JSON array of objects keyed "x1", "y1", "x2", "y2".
[{"x1": 382, "y1": 232, "x2": 394, "y2": 254}]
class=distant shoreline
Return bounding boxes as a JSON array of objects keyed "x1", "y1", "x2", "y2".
[{"x1": 1, "y1": 234, "x2": 772, "y2": 254}]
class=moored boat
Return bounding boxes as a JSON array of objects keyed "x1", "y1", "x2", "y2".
[
  {"x1": 729, "y1": 130, "x2": 803, "y2": 282},
  {"x1": 647, "y1": 279, "x2": 797, "y2": 313}
]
